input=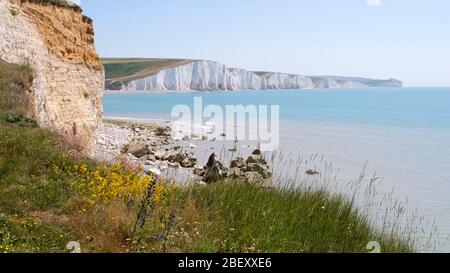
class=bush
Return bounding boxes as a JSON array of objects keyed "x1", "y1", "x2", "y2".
[
  {"x1": 0, "y1": 59, "x2": 34, "y2": 123},
  {"x1": 20, "y1": 0, "x2": 83, "y2": 12}
]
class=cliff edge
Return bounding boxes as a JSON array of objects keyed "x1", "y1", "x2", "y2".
[{"x1": 0, "y1": 0, "x2": 104, "y2": 150}]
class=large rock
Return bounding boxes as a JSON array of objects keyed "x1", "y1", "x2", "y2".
[
  {"x1": 194, "y1": 166, "x2": 206, "y2": 177},
  {"x1": 155, "y1": 126, "x2": 171, "y2": 137},
  {"x1": 123, "y1": 143, "x2": 150, "y2": 158},
  {"x1": 246, "y1": 163, "x2": 272, "y2": 179},
  {"x1": 228, "y1": 149, "x2": 273, "y2": 184},
  {"x1": 180, "y1": 157, "x2": 197, "y2": 168},
  {"x1": 154, "y1": 150, "x2": 167, "y2": 161},
  {"x1": 230, "y1": 157, "x2": 246, "y2": 169},
  {"x1": 241, "y1": 172, "x2": 265, "y2": 184},
  {"x1": 143, "y1": 165, "x2": 161, "y2": 176},
  {"x1": 230, "y1": 167, "x2": 243, "y2": 178},
  {"x1": 203, "y1": 153, "x2": 228, "y2": 183},
  {"x1": 246, "y1": 149, "x2": 267, "y2": 165}
]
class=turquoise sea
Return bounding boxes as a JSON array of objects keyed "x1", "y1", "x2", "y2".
[
  {"x1": 103, "y1": 87, "x2": 450, "y2": 252},
  {"x1": 104, "y1": 87, "x2": 450, "y2": 128}
]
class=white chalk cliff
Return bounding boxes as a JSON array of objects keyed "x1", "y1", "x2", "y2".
[{"x1": 109, "y1": 60, "x2": 403, "y2": 91}]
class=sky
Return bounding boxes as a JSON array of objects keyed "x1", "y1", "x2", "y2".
[{"x1": 80, "y1": 0, "x2": 450, "y2": 87}]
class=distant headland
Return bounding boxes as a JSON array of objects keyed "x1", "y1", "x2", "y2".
[{"x1": 102, "y1": 58, "x2": 403, "y2": 91}]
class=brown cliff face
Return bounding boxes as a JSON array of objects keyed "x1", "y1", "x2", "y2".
[
  {"x1": 20, "y1": 1, "x2": 103, "y2": 71},
  {"x1": 1, "y1": 0, "x2": 104, "y2": 152}
]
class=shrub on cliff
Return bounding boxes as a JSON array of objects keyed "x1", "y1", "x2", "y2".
[{"x1": 20, "y1": 0, "x2": 82, "y2": 12}]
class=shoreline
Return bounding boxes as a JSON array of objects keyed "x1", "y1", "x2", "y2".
[
  {"x1": 94, "y1": 117, "x2": 269, "y2": 185},
  {"x1": 99, "y1": 107, "x2": 450, "y2": 252},
  {"x1": 104, "y1": 89, "x2": 201, "y2": 94}
]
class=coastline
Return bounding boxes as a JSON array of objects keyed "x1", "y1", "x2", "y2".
[
  {"x1": 95, "y1": 117, "x2": 265, "y2": 184},
  {"x1": 104, "y1": 89, "x2": 202, "y2": 95},
  {"x1": 98, "y1": 110, "x2": 450, "y2": 252}
]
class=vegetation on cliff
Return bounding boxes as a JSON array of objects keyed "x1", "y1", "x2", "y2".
[
  {"x1": 20, "y1": 0, "x2": 82, "y2": 12},
  {"x1": 0, "y1": 60, "x2": 413, "y2": 253},
  {"x1": 102, "y1": 58, "x2": 192, "y2": 90}
]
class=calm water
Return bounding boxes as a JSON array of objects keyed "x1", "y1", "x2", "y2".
[{"x1": 103, "y1": 88, "x2": 450, "y2": 251}]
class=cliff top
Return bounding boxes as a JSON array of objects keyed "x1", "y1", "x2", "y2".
[
  {"x1": 15, "y1": 0, "x2": 102, "y2": 70},
  {"x1": 102, "y1": 58, "x2": 193, "y2": 89},
  {"x1": 20, "y1": 0, "x2": 82, "y2": 12}
]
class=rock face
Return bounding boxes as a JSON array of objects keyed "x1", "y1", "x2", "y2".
[
  {"x1": 110, "y1": 59, "x2": 402, "y2": 91},
  {"x1": 0, "y1": 0, "x2": 104, "y2": 151}
]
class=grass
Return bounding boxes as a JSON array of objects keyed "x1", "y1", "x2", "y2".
[
  {"x1": 102, "y1": 58, "x2": 191, "y2": 80},
  {"x1": 20, "y1": 0, "x2": 83, "y2": 12},
  {"x1": 101, "y1": 58, "x2": 193, "y2": 90},
  {"x1": 135, "y1": 181, "x2": 413, "y2": 253},
  {"x1": 0, "y1": 59, "x2": 414, "y2": 253}
]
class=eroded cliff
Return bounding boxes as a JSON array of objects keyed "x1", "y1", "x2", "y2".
[{"x1": 0, "y1": 0, "x2": 104, "y2": 150}]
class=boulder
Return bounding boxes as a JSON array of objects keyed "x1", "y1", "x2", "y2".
[
  {"x1": 143, "y1": 165, "x2": 161, "y2": 176},
  {"x1": 230, "y1": 167, "x2": 243, "y2": 178},
  {"x1": 246, "y1": 150, "x2": 267, "y2": 165},
  {"x1": 181, "y1": 157, "x2": 197, "y2": 168},
  {"x1": 146, "y1": 155, "x2": 156, "y2": 162},
  {"x1": 154, "y1": 150, "x2": 167, "y2": 161},
  {"x1": 194, "y1": 166, "x2": 206, "y2": 177},
  {"x1": 230, "y1": 157, "x2": 246, "y2": 169},
  {"x1": 123, "y1": 143, "x2": 150, "y2": 158},
  {"x1": 168, "y1": 162, "x2": 180, "y2": 169},
  {"x1": 252, "y1": 149, "x2": 262, "y2": 156},
  {"x1": 246, "y1": 155, "x2": 259, "y2": 164},
  {"x1": 158, "y1": 161, "x2": 168, "y2": 170},
  {"x1": 246, "y1": 163, "x2": 272, "y2": 179},
  {"x1": 155, "y1": 126, "x2": 171, "y2": 137},
  {"x1": 203, "y1": 153, "x2": 228, "y2": 183},
  {"x1": 242, "y1": 172, "x2": 265, "y2": 184}
]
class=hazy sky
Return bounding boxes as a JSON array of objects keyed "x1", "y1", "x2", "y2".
[{"x1": 81, "y1": 0, "x2": 450, "y2": 87}]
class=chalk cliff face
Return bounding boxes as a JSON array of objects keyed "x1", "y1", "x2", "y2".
[
  {"x1": 113, "y1": 59, "x2": 402, "y2": 91},
  {"x1": 0, "y1": 0, "x2": 104, "y2": 150},
  {"x1": 121, "y1": 60, "x2": 315, "y2": 91}
]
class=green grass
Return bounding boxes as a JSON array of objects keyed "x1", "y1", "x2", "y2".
[
  {"x1": 20, "y1": 0, "x2": 82, "y2": 12},
  {"x1": 101, "y1": 58, "x2": 164, "y2": 65},
  {"x1": 0, "y1": 59, "x2": 414, "y2": 253},
  {"x1": 102, "y1": 58, "x2": 190, "y2": 80},
  {"x1": 0, "y1": 59, "x2": 89, "y2": 252},
  {"x1": 101, "y1": 58, "x2": 193, "y2": 90},
  {"x1": 164, "y1": 182, "x2": 412, "y2": 253}
]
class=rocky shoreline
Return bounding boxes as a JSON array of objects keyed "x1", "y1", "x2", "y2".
[{"x1": 93, "y1": 119, "x2": 273, "y2": 185}]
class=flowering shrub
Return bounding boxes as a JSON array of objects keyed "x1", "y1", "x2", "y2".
[
  {"x1": 51, "y1": 162, "x2": 178, "y2": 207},
  {"x1": 51, "y1": 163, "x2": 152, "y2": 204}
]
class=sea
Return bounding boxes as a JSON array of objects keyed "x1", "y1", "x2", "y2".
[{"x1": 103, "y1": 87, "x2": 450, "y2": 252}]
